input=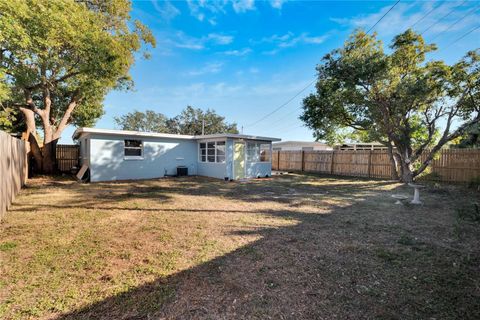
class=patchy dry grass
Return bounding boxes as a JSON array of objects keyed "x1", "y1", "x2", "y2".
[{"x1": 0, "y1": 174, "x2": 479, "y2": 319}]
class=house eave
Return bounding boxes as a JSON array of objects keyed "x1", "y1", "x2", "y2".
[{"x1": 72, "y1": 128, "x2": 281, "y2": 142}]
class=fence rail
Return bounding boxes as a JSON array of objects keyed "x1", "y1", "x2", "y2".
[
  {"x1": 272, "y1": 149, "x2": 480, "y2": 183},
  {"x1": 1, "y1": 130, "x2": 29, "y2": 219}
]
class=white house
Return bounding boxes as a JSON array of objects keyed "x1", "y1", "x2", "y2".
[
  {"x1": 273, "y1": 141, "x2": 332, "y2": 151},
  {"x1": 72, "y1": 128, "x2": 280, "y2": 182}
]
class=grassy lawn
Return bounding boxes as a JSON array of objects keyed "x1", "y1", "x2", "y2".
[{"x1": 1, "y1": 174, "x2": 479, "y2": 319}]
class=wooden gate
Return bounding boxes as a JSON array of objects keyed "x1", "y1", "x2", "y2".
[{"x1": 56, "y1": 144, "x2": 79, "y2": 172}]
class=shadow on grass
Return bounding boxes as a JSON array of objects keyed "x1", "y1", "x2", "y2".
[{"x1": 51, "y1": 176, "x2": 480, "y2": 320}]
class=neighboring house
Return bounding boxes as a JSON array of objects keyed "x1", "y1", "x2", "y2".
[
  {"x1": 72, "y1": 128, "x2": 280, "y2": 182},
  {"x1": 334, "y1": 142, "x2": 387, "y2": 151},
  {"x1": 273, "y1": 141, "x2": 332, "y2": 151}
]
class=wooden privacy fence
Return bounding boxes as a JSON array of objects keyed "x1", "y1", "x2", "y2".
[
  {"x1": 272, "y1": 149, "x2": 480, "y2": 183},
  {"x1": 1, "y1": 130, "x2": 29, "y2": 219},
  {"x1": 56, "y1": 144, "x2": 79, "y2": 172}
]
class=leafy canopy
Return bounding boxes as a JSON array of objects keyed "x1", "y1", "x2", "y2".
[
  {"x1": 114, "y1": 106, "x2": 239, "y2": 135},
  {"x1": 0, "y1": 0, "x2": 155, "y2": 133},
  {"x1": 301, "y1": 29, "x2": 480, "y2": 180}
]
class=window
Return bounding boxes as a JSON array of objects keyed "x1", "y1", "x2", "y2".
[
  {"x1": 247, "y1": 142, "x2": 271, "y2": 162},
  {"x1": 124, "y1": 139, "x2": 143, "y2": 157},
  {"x1": 246, "y1": 142, "x2": 260, "y2": 162},
  {"x1": 260, "y1": 143, "x2": 271, "y2": 162},
  {"x1": 207, "y1": 142, "x2": 215, "y2": 162},
  {"x1": 199, "y1": 142, "x2": 206, "y2": 162},
  {"x1": 216, "y1": 141, "x2": 225, "y2": 163},
  {"x1": 199, "y1": 141, "x2": 226, "y2": 163}
]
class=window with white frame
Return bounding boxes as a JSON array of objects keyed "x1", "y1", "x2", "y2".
[
  {"x1": 124, "y1": 139, "x2": 143, "y2": 157},
  {"x1": 199, "y1": 141, "x2": 226, "y2": 163},
  {"x1": 247, "y1": 142, "x2": 271, "y2": 162},
  {"x1": 199, "y1": 142, "x2": 207, "y2": 162},
  {"x1": 246, "y1": 142, "x2": 260, "y2": 162},
  {"x1": 216, "y1": 141, "x2": 225, "y2": 162},
  {"x1": 260, "y1": 143, "x2": 271, "y2": 162}
]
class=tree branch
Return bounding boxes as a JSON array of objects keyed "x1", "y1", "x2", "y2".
[{"x1": 53, "y1": 91, "x2": 81, "y2": 140}]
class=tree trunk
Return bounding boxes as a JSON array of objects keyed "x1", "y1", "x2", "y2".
[
  {"x1": 19, "y1": 107, "x2": 43, "y2": 172},
  {"x1": 386, "y1": 142, "x2": 399, "y2": 180},
  {"x1": 41, "y1": 141, "x2": 56, "y2": 173},
  {"x1": 399, "y1": 160, "x2": 414, "y2": 183},
  {"x1": 41, "y1": 116, "x2": 56, "y2": 174}
]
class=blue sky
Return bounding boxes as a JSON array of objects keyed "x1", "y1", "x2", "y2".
[{"x1": 63, "y1": 0, "x2": 480, "y2": 143}]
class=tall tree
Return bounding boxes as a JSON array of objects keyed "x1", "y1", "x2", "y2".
[
  {"x1": 114, "y1": 107, "x2": 239, "y2": 135},
  {"x1": 167, "y1": 106, "x2": 238, "y2": 135},
  {"x1": 301, "y1": 30, "x2": 480, "y2": 182},
  {"x1": 114, "y1": 110, "x2": 170, "y2": 132},
  {"x1": 0, "y1": 0, "x2": 155, "y2": 172}
]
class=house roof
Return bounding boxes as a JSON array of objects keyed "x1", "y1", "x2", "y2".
[
  {"x1": 273, "y1": 141, "x2": 329, "y2": 147},
  {"x1": 72, "y1": 127, "x2": 281, "y2": 142}
]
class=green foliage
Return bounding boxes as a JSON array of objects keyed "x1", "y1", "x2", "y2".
[
  {"x1": 455, "y1": 124, "x2": 480, "y2": 148},
  {"x1": 301, "y1": 29, "x2": 480, "y2": 181},
  {"x1": 0, "y1": 0, "x2": 155, "y2": 136},
  {"x1": 114, "y1": 106, "x2": 239, "y2": 135},
  {"x1": 114, "y1": 110, "x2": 170, "y2": 133},
  {"x1": 0, "y1": 241, "x2": 17, "y2": 252}
]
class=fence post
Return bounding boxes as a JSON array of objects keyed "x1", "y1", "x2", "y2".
[
  {"x1": 330, "y1": 151, "x2": 335, "y2": 174},
  {"x1": 277, "y1": 150, "x2": 280, "y2": 171},
  {"x1": 367, "y1": 150, "x2": 372, "y2": 178},
  {"x1": 301, "y1": 150, "x2": 305, "y2": 172}
]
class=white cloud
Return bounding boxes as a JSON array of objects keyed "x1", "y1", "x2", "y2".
[
  {"x1": 186, "y1": 0, "x2": 270, "y2": 23},
  {"x1": 330, "y1": 1, "x2": 480, "y2": 38},
  {"x1": 207, "y1": 33, "x2": 234, "y2": 45},
  {"x1": 167, "y1": 31, "x2": 234, "y2": 51},
  {"x1": 187, "y1": 0, "x2": 228, "y2": 22},
  {"x1": 151, "y1": 0, "x2": 181, "y2": 22},
  {"x1": 232, "y1": 0, "x2": 255, "y2": 13},
  {"x1": 221, "y1": 48, "x2": 253, "y2": 56},
  {"x1": 255, "y1": 31, "x2": 328, "y2": 54},
  {"x1": 186, "y1": 62, "x2": 224, "y2": 76},
  {"x1": 269, "y1": 0, "x2": 285, "y2": 10}
]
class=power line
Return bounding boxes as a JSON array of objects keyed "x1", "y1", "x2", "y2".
[
  {"x1": 366, "y1": 0, "x2": 401, "y2": 34},
  {"x1": 410, "y1": 1, "x2": 443, "y2": 29},
  {"x1": 430, "y1": 3, "x2": 480, "y2": 42},
  {"x1": 244, "y1": 79, "x2": 315, "y2": 128},
  {"x1": 421, "y1": 0, "x2": 467, "y2": 35},
  {"x1": 449, "y1": 24, "x2": 480, "y2": 45},
  {"x1": 245, "y1": 0, "x2": 402, "y2": 130}
]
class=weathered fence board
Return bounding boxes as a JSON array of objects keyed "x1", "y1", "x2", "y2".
[
  {"x1": 272, "y1": 149, "x2": 480, "y2": 183},
  {"x1": 56, "y1": 144, "x2": 79, "y2": 172},
  {"x1": 1, "y1": 130, "x2": 29, "y2": 219}
]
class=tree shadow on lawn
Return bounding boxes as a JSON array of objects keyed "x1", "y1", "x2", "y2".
[
  {"x1": 54, "y1": 178, "x2": 480, "y2": 320},
  {"x1": 15, "y1": 174, "x2": 398, "y2": 212}
]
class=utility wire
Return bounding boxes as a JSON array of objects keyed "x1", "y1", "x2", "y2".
[
  {"x1": 265, "y1": 1, "x2": 478, "y2": 136},
  {"x1": 263, "y1": 1, "x2": 478, "y2": 135},
  {"x1": 366, "y1": 0, "x2": 402, "y2": 34},
  {"x1": 244, "y1": 0, "x2": 402, "y2": 130},
  {"x1": 449, "y1": 24, "x2": 480, "y2": 45},
  {"x1": 410, "y1": 1, "x2": 443, "y2": 29},
  {"x1": 421, "y1": 0, "x2": 467, "y2": 35},
  {"x1": 244, "y1": 79, "x2": 316, "y2": 128},
  {"x1": 430, "y1": 3, "x2": 480, "y2": 42}
]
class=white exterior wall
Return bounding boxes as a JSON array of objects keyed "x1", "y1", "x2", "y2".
[
  {"x1": 246, "y1": 161, "x2": 272, "y2": 178},
  {"x1": 197, "y1": 162, "x2": 227, "y2": 180},
  {"x1": 88, "y1": 134, "x2": 197, "y2": 182}
]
